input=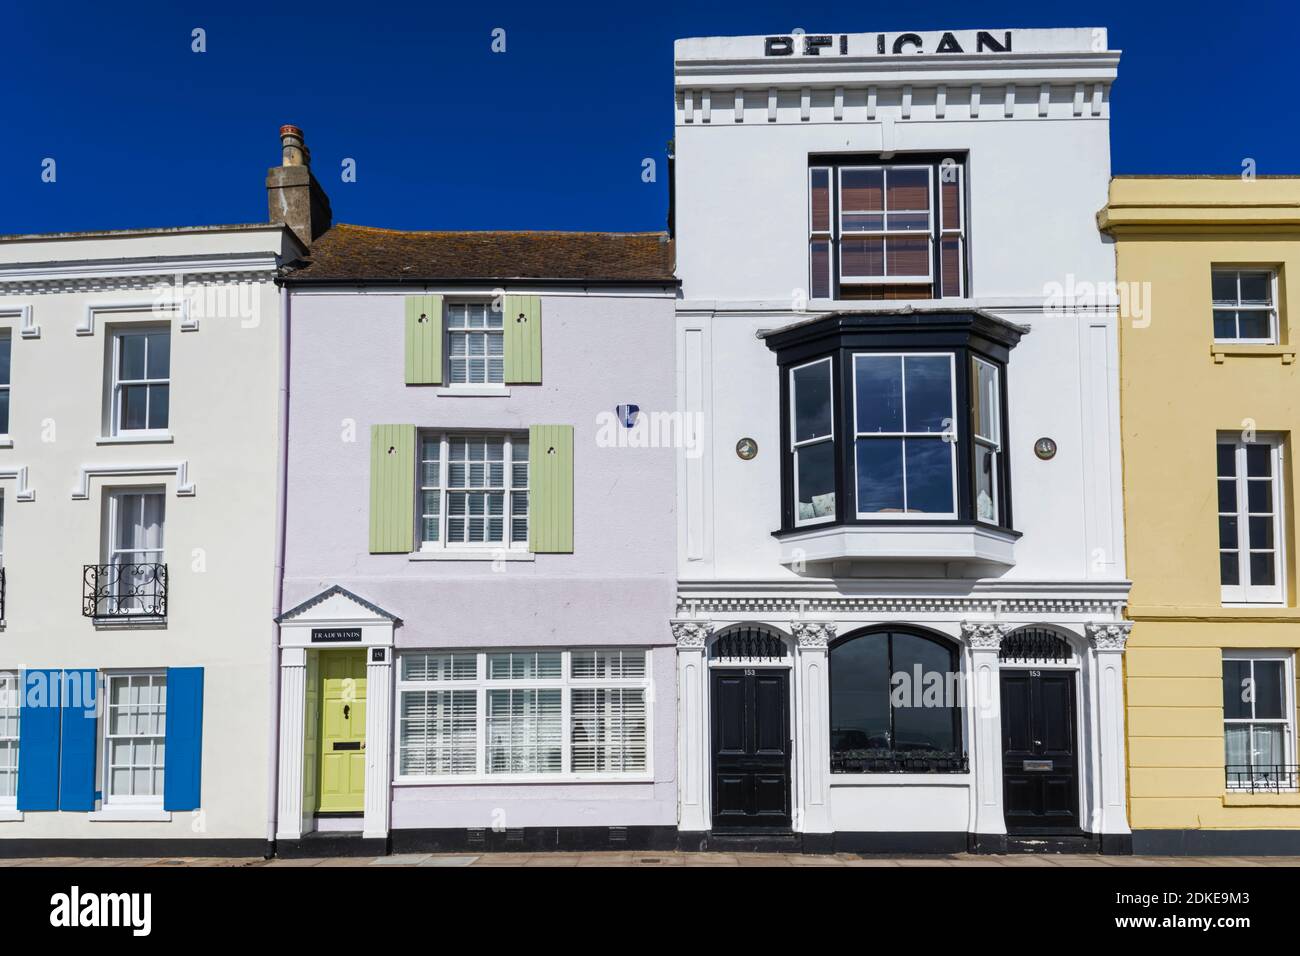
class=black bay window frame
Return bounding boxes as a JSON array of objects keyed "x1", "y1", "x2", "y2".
[
  {"x1": 809, "y1": 151, "x2": 971, "y2": 301},
  {"x1": 769, "y1": 311, "x2": 1021, "y2": 537}
]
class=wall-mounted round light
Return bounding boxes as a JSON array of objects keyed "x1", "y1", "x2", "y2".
[
  {"x1": 736, "y1": 437, "x2": 758, "y2": 460},
  {"x1": 1034, "y1": 437, "x2": 1058, "y2": 461}
]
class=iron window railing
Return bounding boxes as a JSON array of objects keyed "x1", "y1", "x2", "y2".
[
  {"x1": 831, "y1": 749, "x2": 968, "y2": 774},
  {"x1": 1225, "y1": 764, "x2": 1300, "y2": 793},
  {"x1": 82, "y1": 563, "x2": 167, "y2": 619}
]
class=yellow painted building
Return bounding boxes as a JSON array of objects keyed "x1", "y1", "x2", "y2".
[{"x1": 1100, "y1": 177, "x2": 1300, "y2": 853}]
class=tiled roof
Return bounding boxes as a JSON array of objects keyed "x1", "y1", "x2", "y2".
[{"x1": 284, "y1": 223, "x2": 676, "y2": 283}]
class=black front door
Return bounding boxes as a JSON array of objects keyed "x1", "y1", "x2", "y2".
[
  {"x1": 711, "y1": 669, "x2": 791, "y2": 830},
  {"x1": 1000, "y1": 669, "x2": 1080, "y2": 833}
]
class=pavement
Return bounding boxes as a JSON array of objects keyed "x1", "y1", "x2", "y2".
[{"x1": 2, "y1": 852, "x2": 1299, "y2": 867}]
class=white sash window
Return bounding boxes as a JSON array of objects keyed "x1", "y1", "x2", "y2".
[
  {"x1": 395, "y1": 649, "x2": 651, "y2": 782},
  {"x1": 1218, "y1": 436, "x2": 1285, "y2": 605}
]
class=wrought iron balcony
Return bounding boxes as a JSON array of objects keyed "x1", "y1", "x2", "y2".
[
  {"x1": 1225, "y1": 764, "x2": 1300, "y2": 793},
  {"x1": 82, "y1": 563, "x2": 167, "y2": 619},
  {"x1": 831, "y1": 749, "x2": 969, "y2": 774}
]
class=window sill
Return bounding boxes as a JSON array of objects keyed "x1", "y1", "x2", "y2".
[
  {"x1": 97, "y1": 432, "x2": 174, "y2": 445},
  {"x1": 410, "y1": 549, "x2": 534, "y2": 562},
  {"x1": 776, "y1": 522, "x2": 1017, "y2": 571},
  {"x1": 829, "y1": 773, "x2": 973, "y2": 787},
  {"x1": 91, "y1": 617, "x2": 168, "y2": 631},
  {"x1": 393, "y1": 774, "x2": 653, "y2": 786},
  {"x1": 88, "y1": 807, "x2": 172, "y2": 822},
  {"x1": 1222, "y1": 792, "x2": 1300, "y2": 807},
  {"x1": 0, "y1": 809, "x2": 22, "y2": 822},
  {"x1": 0, "y1": 436, "x2": 11, "y2": 449},
  {"x1": 1211, "y1": 344, "x2": 1295, "y2": 364},
  {"x1": 432, "y1": 386, "x2": 512, "y2": 398}
]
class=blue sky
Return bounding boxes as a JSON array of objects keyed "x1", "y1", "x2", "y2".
[{"x1": 1, "y1": 0, "x2": 1295, "y2": 235}]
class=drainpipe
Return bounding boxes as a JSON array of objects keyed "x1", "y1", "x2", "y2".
[{"x1": 266, "y1": 279, "x2": 291, "y2": 854}]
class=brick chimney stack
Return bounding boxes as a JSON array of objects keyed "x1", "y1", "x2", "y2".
[{"x1": 266, "y1": 125, "x2": 332, "y2": 247}]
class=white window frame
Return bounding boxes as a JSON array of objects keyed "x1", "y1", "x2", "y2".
[
  {"x1": 100, "y1": 670, "x2": 167, "y2": 808},
  {"x1": 0, "y1": 328, "x2": 11, "y2": 438},
  {"x1": 109, "y1": 326, "x2": 170, "y2": 437},
  {"x1": 808, "y1": 166, "x2": 833, "y2": 299},
  {"x1": 444, "y1": 299, "x2": 506, "y2": 386},
  {"x1": 393, "y1": 648, "x2": 653, "y2": 785},
  {"x1": 852, "y1": 352, "x2": 959, "y2": 520},
  {"x1": 972, "y1": 356, "x2": 1000, "y2": 525},
  {"x1": 1223, "y1": 649, "x2": 1296, "y2": 791},
  {"x1": 789, "y1": 356, "x2": 836, "y2": 528},
  {"x1": 938, "y1": 165, "x2": 966, "y2": 297},
  {"x1": 836, "y1": 164, "x2": 934, "y2": 286},
  {"x1": 418, "y1": 431, "x2": 529, "y2": 552},
  {"x1": 102, "y1": 487, "x2": 166, "y2": 617},
  {"x1": 1218, "y1": 434, "x2": 1286, "y2": 605},
  {"x1": 1212, "y1": 268, "x2": 1279, "y2": 345},
  {"x1": 0, "y1": 670, "x2": 19, "y2": 809}
]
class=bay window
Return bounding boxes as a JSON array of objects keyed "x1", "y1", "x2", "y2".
[
  {"x1": 396, "y1": 648, "x2": 650, "y2": 780},
  {"x1": 769, "y1": 311, "x2": 1020, "y2": 549},
  {"x1": 809, "y1": 155, "x2": 967, "y2": 300}
]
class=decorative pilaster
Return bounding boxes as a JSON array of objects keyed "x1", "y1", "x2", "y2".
[
  {"x1": 961, "y1": 621, "x2": 1009, "y2": 842},
  {"x1": 672, "y1": 620, "x2": 713, "y2": 832},
  {"x1": 1087, "y1": 622, "x2": 1132, "y2": 839},
  {"x1": 363, "y1": 648, "x2": 394, "y2": 840},
  {"x1": 793, "y1": 622, "x2": 835, "y2": 833},
  {"x1": 275, "y1": 647, "x2": 307, "y2": 841}
]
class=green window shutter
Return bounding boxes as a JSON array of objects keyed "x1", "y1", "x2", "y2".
[
  {"x1": 504, "y1": 294, "x2": 542, "y2": 384},
  {"x1": 369, "y1": 424, "x2": 416, "y2": 553},
  {"x1": 528, "y1": 424, "x2": 573, "y2": 553},
  {"x1": 405, "y1": 294, "x2": 444, "y2": 385}
]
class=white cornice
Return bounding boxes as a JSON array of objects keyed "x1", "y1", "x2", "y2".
[
  {"x1": 0, "y1": 255, "x2": 280, "y2": 296},
  {"x1": 675, "y1": 578, "x2": 1130, "y2": 621},
  {"x1": 676, "y1": 298, "x2": 1120, "y2": 318},
  {"x1": 675, "y1": 51, "x2": 1120, "y2": 85}
]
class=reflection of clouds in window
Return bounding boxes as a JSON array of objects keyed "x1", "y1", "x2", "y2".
[
  {"x1": 853, "y1": 354, "x2": 955, "y2": 515},
  {"x1": 830, "y1": 629, "x2": 963, "y2": 773}
]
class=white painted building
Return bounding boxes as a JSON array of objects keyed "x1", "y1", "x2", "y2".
[
  {"x1": 671, "y1": 28, "x2": 1133, "y2": 852},
  {"x1": 0, "y1": 222, "x2": 301, "y2": 853}
]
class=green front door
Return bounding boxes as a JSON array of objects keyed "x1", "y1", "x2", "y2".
[{"x1": 317, "y1": 650, "x2": 367, "y2": 813}]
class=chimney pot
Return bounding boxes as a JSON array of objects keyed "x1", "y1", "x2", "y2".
[{"x1": 280, "y1": 124, "x2": 308, "y2": 167}]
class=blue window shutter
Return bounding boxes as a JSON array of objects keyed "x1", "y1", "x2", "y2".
[
  {"x1": 16, "y1": 670, "x2": 61, "y2": 811},
  {"x1": 58, "y1": 670, "x2": 98, "y2": 811},
  {"x1": 163, "y1": 667, "x2": 204, "y2": 811}
]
